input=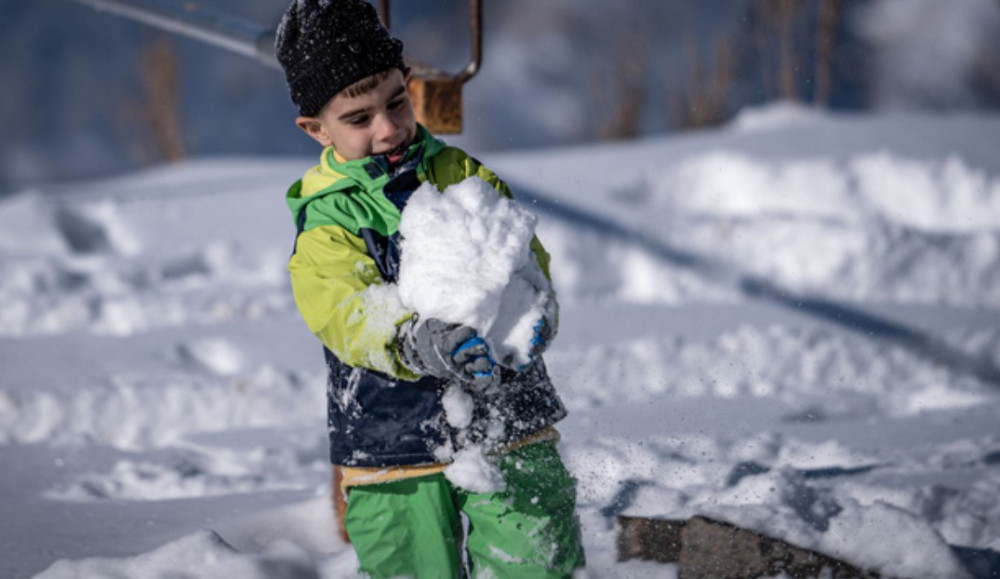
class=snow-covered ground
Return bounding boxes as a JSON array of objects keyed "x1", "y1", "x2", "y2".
[{"x1": 3, "y1": 106, "x2": 1000, "y2": 578}]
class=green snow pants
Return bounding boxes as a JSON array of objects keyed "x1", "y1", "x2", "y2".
[{"x1": 343, "y1": 441, "x2": 585, "y2": 578}]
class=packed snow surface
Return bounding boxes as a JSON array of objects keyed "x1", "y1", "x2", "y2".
[{"x1": 3, "y1": 109, "x2": 1000, "y2": 578}]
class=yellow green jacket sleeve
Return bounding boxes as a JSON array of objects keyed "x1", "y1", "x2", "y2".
[{"x1": 288, "y1": 222, "x2": 420, "y2": 380}]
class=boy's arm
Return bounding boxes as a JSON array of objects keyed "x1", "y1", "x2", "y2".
[{"x1": 288, "y1": 223, "x2": 420, "y2": 380}]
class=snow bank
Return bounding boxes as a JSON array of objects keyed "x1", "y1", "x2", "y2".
[
  {"x1": 0, "y1": 364, "x2": 324, "y2": 448},
  {"x1": 35, "y1": 530, "x2": 322, "y2": 579},
  {"x1": 47, "y1": 443, "x2": 317, "y2": 502},
  {"x1": 0, "y1": 165, "x2": 296, "y2": 338},
  {"x1": 821, "y1": 499, "x2": 968, "y2": 579},
  {"x1": 5, "y1": 116, "x2": 1000, "y2": 578},
  {"x1": 730, "y1": 101, "x2": 831, "y2": 132},
  {"x1": 566, "y1": 431, "x2": 983, "y2": 578},
  {"x1": 628, "y1": 149, "x2": 1000, "y2": 304},
  {"x1": 547, "y1": 324, "x2": 997, "y2": 417},
  {"x1": 539, "y1": 151, "x2": 1000, "y2": 306},
  {"x1": 491, "y1": 110, "x2": 1000, "y2": 308}
]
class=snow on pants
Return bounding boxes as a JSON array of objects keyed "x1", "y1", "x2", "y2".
[{"x1": 343, "y1": 440, "x2": 585, "y2": 578}]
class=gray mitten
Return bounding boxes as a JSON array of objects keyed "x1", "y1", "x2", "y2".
[{"x1": 399, "y1": 316, "x2": 498, "y2": 388}]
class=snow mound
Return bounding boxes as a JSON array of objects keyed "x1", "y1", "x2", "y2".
[
  {"x1": 569, "y1": 433, "x2": 978, "y2": 579},
  {"x1": 47, "y1": 443, "x2": 314, "y2": 502},
  {"x1": 851, "y1": 152, "x2": 1000, "y2": 232},
  {"x1": 548, "y1": 324, "x2": 998, "y2": 417},
  {"x1": 822, "y1": 499, "x2": 968, "y2": 579},
  {"x1": 0, "y1": 193, "x2": 68, "y2": 255},
  {"x1": 730, "y1": 101, "x2": 830, "y2": 132},
  {"x1": 178, "y1": 338, "x2": 246, "y2": 377},
  {"x1": 0, "y1": 365, "x2": 324, "y2": 448},
  {"x1": 597, "y1": 150, "x2": 1000, "y2": 306},
  {"x1": 657, "y1": 150, "x2": 1000, "y2": 232},
  {"x1": 53, "y1": 200, "x2": 140, "y2": 256},
  {"x1": 35, "y1": 530, "x2": 322, "y2": 579},
  {"x1": 398, "y1": 176, "x2": 552, "y2": 368}
]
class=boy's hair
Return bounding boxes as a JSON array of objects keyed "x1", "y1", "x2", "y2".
[
  {"x1": 340, "y1": 69, "x2": 395, "y2": 100},
  {"x1": 275, "y1": 0, "x2": 406, "y2": 117}
]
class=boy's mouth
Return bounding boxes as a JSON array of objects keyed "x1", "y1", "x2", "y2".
[{"x1": 383, "y1": 141, "x2": 408, "y2": 164}]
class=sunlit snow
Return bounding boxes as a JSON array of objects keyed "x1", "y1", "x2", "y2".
[{"x1": 3, "y1": 108, "x2": 1000, "y2": 578}]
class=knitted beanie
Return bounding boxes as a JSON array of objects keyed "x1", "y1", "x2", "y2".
[{"x1": 275, "y1": 0, "x2": 406, "y2": 117}]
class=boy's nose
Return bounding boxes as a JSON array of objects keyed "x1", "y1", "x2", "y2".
[{"x1": 374, "y1": 114, "x2": 400, "y2": 141}]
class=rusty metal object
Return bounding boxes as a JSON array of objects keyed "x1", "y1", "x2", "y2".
[
  {"x1": 407, "y1": 71, "x2": 465, "y2": 135},
  {"x1": 379, "y1": 0, "x2": 482, "y2": 134},
  {"x1": 617, "y1": 515, "x2": 883, "y2": 578},
  {"x1": 72, "y1": 0, "x2": 485, "y2": 134}
]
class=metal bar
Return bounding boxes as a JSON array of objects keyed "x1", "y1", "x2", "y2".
[
  {"x1": 378, "y1": 0, "x2": 391, "y2": 31},
  {"x1": 70, "y1": 0, "x2": 279, "y2": 69},
  {"x1": 457, "y1": 0, "x2": 482, "y2": 83}
]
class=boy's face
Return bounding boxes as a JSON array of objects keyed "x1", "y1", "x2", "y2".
[{"x1": 295, "y1": 68, "x2": 417, "y2": 163}]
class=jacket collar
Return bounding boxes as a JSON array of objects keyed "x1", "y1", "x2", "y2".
[{"x1": 322, "y1": 124, "x2": 445, "y2": 189}]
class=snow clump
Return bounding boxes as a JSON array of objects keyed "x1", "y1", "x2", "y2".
[
  {"x1": 398, "y1": 176, "x2": 552, "y2": 368},
  {"x1": 444, "y1": 447, "x2": 506, "y2": 494}
]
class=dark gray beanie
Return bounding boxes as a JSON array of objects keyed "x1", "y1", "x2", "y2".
[{"x1": 276, "y1": 0, "x2": 406, "y2": 117}]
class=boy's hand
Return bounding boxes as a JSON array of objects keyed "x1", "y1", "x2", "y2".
[
  {"x1": 399, "y1": 317, "x2": 498, "y2": 387},
  {"x1": 528, "y1": 316, "x2": 554, "y2": 361},
  {"x1": 523, "y1": 291, "x2": 558, "y2": 367}
]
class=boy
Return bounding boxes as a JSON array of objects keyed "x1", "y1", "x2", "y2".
[{"x1": 275, "y1": 1, "x2": 584, "y2": 576}]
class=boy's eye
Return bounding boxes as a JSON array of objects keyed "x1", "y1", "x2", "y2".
[
  {"x1": 347, "y1": 115, "x2": 369, "y2": 127},
  {"x1": 387, "y1": 99, "x2": 404, "y2": 111}
]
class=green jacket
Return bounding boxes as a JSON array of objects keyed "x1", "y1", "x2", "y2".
[
  {"x1": 286, "y1": 126, "x2": 552, "y2": 380},
  {"x1": 285, "y1": 126, "x2": 567, "y2": 467}
]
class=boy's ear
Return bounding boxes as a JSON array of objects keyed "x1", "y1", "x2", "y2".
[{"x1": 295, "y1": 116, "x2": 333, "y2": 147}]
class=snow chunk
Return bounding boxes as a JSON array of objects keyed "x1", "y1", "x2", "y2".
[
  {"x1": 178, "y1": 338, "x2": 245, "y2": 376},
  {"x1": 54, "y1": 200, "x2": 140, "y2": 256},
  {"x1": 775, "y1": 439, "x2": 879, "y2": 471},
  {"x1": 822, "y1": 500, "x2": 969, "y2": 579},
  {"x1": 350, "y1": 283, "x2": 410, "y2": 374},
  {"x1": 444, "y1": 446, "x2": 506, "y2": 493},
  {"x1": 398, "y1": 177, "x2": 551, "y2": 368},
  {"x1": 441, "y1": 384, "x2": 474, "y2": 429}
]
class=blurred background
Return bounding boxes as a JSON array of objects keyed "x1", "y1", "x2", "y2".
[{"x1": 1, "y1": 0, "x2": 999, "y2": 195}]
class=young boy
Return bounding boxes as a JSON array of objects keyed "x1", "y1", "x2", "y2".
[{"x1": 275, "y1": 1, "x2": 584, "y2": 576}]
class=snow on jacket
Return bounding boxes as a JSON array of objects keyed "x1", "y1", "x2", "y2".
[{"x1": 285, "y1": 125, "x2": 567, "y2": 467}]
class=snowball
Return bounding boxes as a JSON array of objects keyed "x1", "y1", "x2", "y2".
[{"x1": 398, "y1": 177, "x2": 551, "y2": 368}]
